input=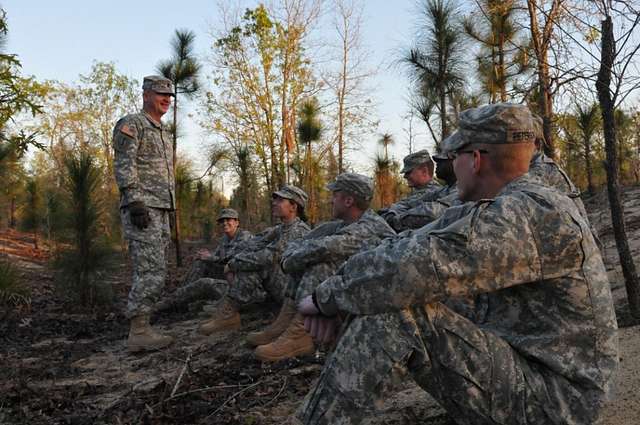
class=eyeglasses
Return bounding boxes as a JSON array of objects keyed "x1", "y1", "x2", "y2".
[{"x1": 447, "y1": 149, "x2": 489, "y2": 160}]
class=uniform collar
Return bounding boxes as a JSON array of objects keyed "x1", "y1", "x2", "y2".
[{"x1": 142, "y1": 110, "x2": 163, "y2": 128}]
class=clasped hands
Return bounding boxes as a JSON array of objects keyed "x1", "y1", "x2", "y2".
[{"x1": 298, "y1": 295, "x2": 339, "y2": 344}]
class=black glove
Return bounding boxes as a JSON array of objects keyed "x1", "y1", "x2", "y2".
[{"x1": 128, "y1": 201, "x2": 150, "y2": 229}]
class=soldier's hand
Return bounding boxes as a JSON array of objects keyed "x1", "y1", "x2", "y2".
[
  {"x1": 129, "y1": 201, "x2": 150, "y2": 229},
  {"x1": 195, "y1": 249, "x2": 211, "y2": 260},
  {"x1": 304, "y1": 315, "x2": 339, "y2": 344},
  {"x1": 298, "y1": 295, "x2": 320, "y2": 316}
]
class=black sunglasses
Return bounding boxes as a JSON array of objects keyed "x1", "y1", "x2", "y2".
[{"x1": 447, "y1": 149, "x2": 489, "y2": 160}]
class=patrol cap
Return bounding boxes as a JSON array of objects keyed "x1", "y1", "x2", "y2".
[
  {"x1": 217, "y1": 208, "x2": 239, "y2": 221},
  {"x1": 142, "y1": 75, "x2": 175, "y2": 96},
  {"x1": 451, "y1": 103, "x2": 536, "y2": 151},
  {"x1": 272, "y1": 184, "x2": 308, "y2": 209},
  {"x1": 326, "y1": 173, "x2": 374, "y2": 201},
  {"x1": 401, "y1": 149, "x2": 433, "y2": 174},
  {"x1": 432, "y1": 132, "x2": 461, "y2": 161}
]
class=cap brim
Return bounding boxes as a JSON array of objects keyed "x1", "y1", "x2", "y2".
[
  {"x1": 153, "y1": 89, "x2": 175, "y2": 96},
  {"x1": 272, "y1": 190, "x2": 292, "y2": 200},
  {"x1": 326, "y1": 182, "x2": 339, "y2": 191},
  {"x1": 432, "y1": 153, "x2": 448, "y2": 161},
  {"x1": 400, "y1": 166, "x2": 413, "y2": 174}
]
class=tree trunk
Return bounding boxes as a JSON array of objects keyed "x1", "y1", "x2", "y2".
[
  {"x1": 596, "y1": 16, "x2": 640, "y2": 318},
  {"x1": 172, "y1": 92, "x2": 183, "y2": 267},
  {"x1": 9, "y1": 196, "x2": 16, "y2": 228},
  {"x1": 585, "y1": 139, "x2": 594, "y2": 195}
]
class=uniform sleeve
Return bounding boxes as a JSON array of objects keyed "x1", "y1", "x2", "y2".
[
  {"x1": 282, "y1": 220, "x2": 391, "y2": 273},
  {"x1": 113, "y1": 117, "x2": 143, "y2": 204},
  {"x1": 392, "y1": 194, "x2": 457, "y2": 232},
  {"x1": 228, "y1": 243, "x2": 276, "y2": 272},
  {"x1": 315, "y1": 197, "x2": 585, "y2": 315}
]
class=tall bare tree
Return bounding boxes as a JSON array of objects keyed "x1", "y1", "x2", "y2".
[
  {"x1": 326, "y1": 0, "x2": 376, "y2": 173},
  {"x1": 594, "y1": 0, "x2": 640, "y2": 317}
]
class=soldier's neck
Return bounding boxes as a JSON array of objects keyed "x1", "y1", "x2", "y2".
[{"x1": 143, "y1": 108, "x2": 164, "y2": 127}]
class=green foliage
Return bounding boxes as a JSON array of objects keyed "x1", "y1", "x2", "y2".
[
  {"x1": 404, "y1": 0, "x2": 468, "y2": 142},
  {"x1": 53, "y1": 151, "x2": 114, "y2": 309},
  {"x1": 0, "y1": 259, "x2": 31, "y2": 314},
  {"x1": 20, "y1": 177, "x2": 42, "y2": 233}
]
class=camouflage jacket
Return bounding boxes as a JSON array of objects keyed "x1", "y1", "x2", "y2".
[
  {"x1": 210, "y1": 229, "x2": 253, "y2": 264},
  {"x1": 389, "y1": 185, "x2": 459, "y2": 232},
  {"x1": 228, "y1": 217, "x2": 310, "y2": 275},
  {"x1": 113, "y1": 111, "x2": 175, "y2": 209},
  {"x1": 528, "y1": 151, "x2": 590, "y2": 220},
  {"x1": 282, "y1": 210, "x2": 396, "y2": 274},
  {"x1": 379, "y1": 180, "x2": 442, "y2": 220},
  {"x1": 315, "y1": 175, "x2": 618, "y2": 422}
]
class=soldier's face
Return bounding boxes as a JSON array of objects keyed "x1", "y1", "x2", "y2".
[
  {"x1": 218, "y1": 218, "x2": 239, "y2": 237},
  {"x1": 272, "y1": 195, "x2": 297, "y2": 220},
  {"x1": 452, "y1": 147, "x2": 481, "y2": 201},
  {"x1": 143, "y1": 90, "x2": 172, "y2": 117},
  {"x1": 404, "y1": 165, "x2": 431, "y2": 188},
  {"x1": 435, "y1": 159, "x2": 455, "y2": 184},
  {"x1": 331, "y1": 191, "x2": 350, "y2": 220}
]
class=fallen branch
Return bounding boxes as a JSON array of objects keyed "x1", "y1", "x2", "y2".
[
  {"x1": 205, "y1": 380, "x2": 264, "y2": 419},
  {"x1": 170, "y1": 351, "x2": 192, "y2": 398},
  {"x1": 263, "y1": 376, "x2": 288, "y2": 408}
]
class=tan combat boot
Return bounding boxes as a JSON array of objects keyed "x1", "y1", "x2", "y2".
[
  {"x1": 198, "y1": 297, "x2": 240, "y2": 335},
  {"x1": 246, "y1": 298, "x2": 297, "y2": 347},
  {"x1": 254, "y1": 313, "x2": 314, "y2": 362},
  {"x1": 127, "y1": 314, "x2": 174, "y2": 353}
]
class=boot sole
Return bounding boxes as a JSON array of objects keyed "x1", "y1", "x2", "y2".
[
  {"x1": 246, "y1": 332, "x2": 282, "y2": 347},
  {"x1": 254, "y1": 344, "x2": 315, "y2": 362}
]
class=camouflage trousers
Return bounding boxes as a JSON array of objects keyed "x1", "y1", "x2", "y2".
[
  {"x1": 284, "y1": 262, "x2": 340, "y2": 302},
  {"x1": 297, "y1": 302, "x2": 565, "y2": 425},
  {"x1": 159, "y1": 278, "x2": 228, "y2": 311},
  {"x1": 228, "y1": 270, "x2": 286, "y2": 306},
  {"x1": 121, "y1": 206, "x2": 171, "y2": 318}
]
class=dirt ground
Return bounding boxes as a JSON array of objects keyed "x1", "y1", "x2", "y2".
[{"x1": 1, "y1": 185, "x2": 640, "y2": 424}]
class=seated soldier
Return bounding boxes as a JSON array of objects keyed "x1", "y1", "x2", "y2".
[
  {"x1": 296, "y1": 103, "x2": 618, "y2": 425},
  {"x1": 198, "y1": 185, "x2": 310, "y2": 335},
  {"x1": 250, "y1": 173, "x2": 396, "y2": 362},
  {"x1": 378, "y1": 149, "x2": 442, "y2": 224},
  {"x1": 528, "y1": 114, "x2": 591, "y2": 219},
  {"x1": 388, "y1": 134, "x2": 460, "y2": 231},
  {"x1": 154, "y1": 208, "x2": 252, "y2": 313}
]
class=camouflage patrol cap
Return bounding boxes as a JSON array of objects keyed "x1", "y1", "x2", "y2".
[
  {"x1": 217, "y1": 208, "x2": 239, "y2": 221},
  {"x1": 451, "y1": 103, "x2": 536, "y2": 151},
  {"x1": 326, "y1": 173, "x2": 374, "y2": 201},
  {"x1": 401, "y1": 149, "x2": 433, "y2": 174},
  {"x1": 272, "y1": 184, "x2": 308, "y2": 209},
  {"x1": 432, "y1": 132, "x2": 461, "y2": 161},
  {"x1": 142, "y1": 75, "x2": 174, "y2": 96}
]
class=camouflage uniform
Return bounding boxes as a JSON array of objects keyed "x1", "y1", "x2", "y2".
[
  {"x1": 228, "y1": 218, "x2": 310, "y2": 305},
  {"x1": 379, "y1": 150, "x2": 442, "y2": 222},
  {"x1": 529, "y1": 151, "x2": 590, "y2": 219},
  {"x1": 387, "y1": 185, "x2": 458, "y2": 232},
  {"x1": 113, "y1": 83, "x2": 175, "y2": 318},
  {"x1": 386, "y1": 137, "x2": 460, "y2": 232},
  {"x1": 298, "y1": 104, "x2": 618, "y2": 425},
  {"x1": 160, "y1": 229, "x2": 253, "y2": 310},
  {"x1": 282, "y1": 209, "x2": 395, "y2": 302}
]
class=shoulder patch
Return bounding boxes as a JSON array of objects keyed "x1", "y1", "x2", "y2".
[{"x1": 120, "y1": 124, "x2": 136, "y2": 138}]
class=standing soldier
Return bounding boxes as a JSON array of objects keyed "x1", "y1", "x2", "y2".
[{"x1": 113, "y1": 75, "x2": 176, "y2": 352}]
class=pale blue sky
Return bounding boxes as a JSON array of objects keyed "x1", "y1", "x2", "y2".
[{"x1": 4, "y1": 1, "x2": 435, "y2": 178}]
